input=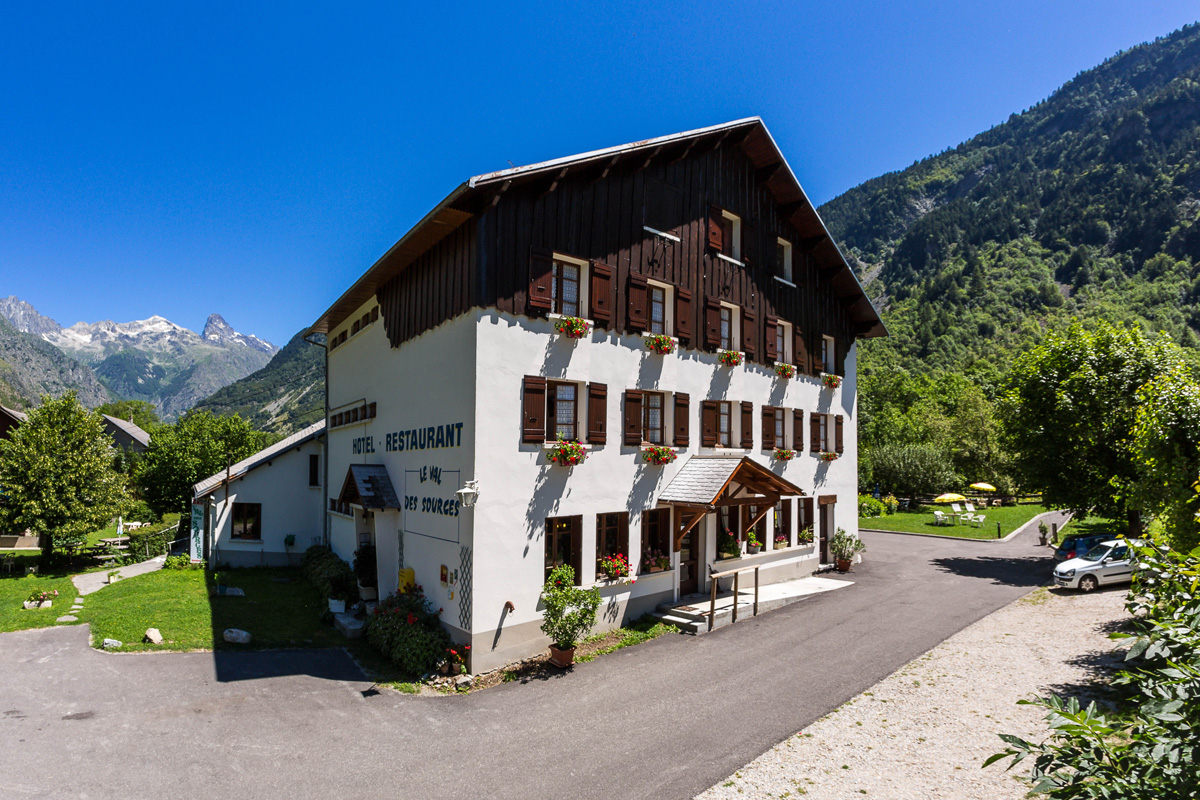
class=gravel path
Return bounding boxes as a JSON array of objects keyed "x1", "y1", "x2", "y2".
[{"x1": 697, "y1": 585, "x2": 1128, "y2": 800}]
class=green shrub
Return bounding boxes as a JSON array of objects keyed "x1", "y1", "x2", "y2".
[
  {"x1": 163, "y1": 553, "x2": 201, "y2": 570},
  {"x1": 300, "y1": 545, "x2": 357, "y2": 600},
  {"x1": 858, "y1": 494, "x2": 886, "y2": 518},
  {"x1": 540, "y1": 565, "x2": 600, "y2": 650},
  {"x1": 353, "y1": 545, "x2": 377, "y2": 588},
  {"x1": 881, "y1": 494, "x2": 900, "y2": 515},
  {"x1": 125, "y1": 523, "x2": 175, "y2": 561},
  {"x1": 127, "y1": 501, "x2": 158, "y2": 523},
  {"x1": 365, "y1": 586, "x2": 450, "y2": 676}
]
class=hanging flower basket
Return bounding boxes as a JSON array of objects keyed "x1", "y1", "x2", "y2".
[
  {"x1": 773, "y1": 447, "x2": 795, "y2": 461},
  {"x1": 642, "y1": 444, "x2": 677, "y2": 465},
  {"x1": 717, "y1": 350, "x2": 743, "y2": 367},
  {"x1": 547, "y1": 436, "x2": 587, "y2": 466},
  {"x1": 819, "y1": 451, "x2": 840, "y2": 462},
  {"x1": 774, "y1": 363, "x2": 796, "y2": 380},
  {"x1": 598, "y1": 553, "x2": 631, "y2": 581},
  {"x1": 643, "y1": 334, "x2": 676, "y2": 355},
  {"x1": 821, "y1": 373, "x2": 842, "y2": 389},
  {"x1": 553, "y1": 316, "x2": 590, "y2": 339}
]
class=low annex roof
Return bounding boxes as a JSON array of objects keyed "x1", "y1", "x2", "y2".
[
  {"x1": 102, "y1": 415, "x2": 151, "y2": 448},
  {"x1": 310, "y1": 117, "x2": 886, "y2": 339},
  {"x1": 193, "y1": 420, "x2": 326, "y2": 499},
  {"x1": 658, "y1": 456, "x2": 806, "y2": 507}
]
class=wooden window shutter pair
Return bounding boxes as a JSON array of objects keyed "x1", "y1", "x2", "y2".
[
  {"x1": 623, "y1": 390, "x2": 643, "y2": 446},
  {"x1": 673, "y1": 393, "x2": 689, "y2": 447},
  {"x1": 793, "y1": 409, "x2": 804, "y2": 452},
  {"x1": 809, "y1": 413, "x2": 822, "y2": 453},
  {"x1": 587, "y1": 383, "x2": 607, "y2": 444},
  {"x1": 527, "y1": 248, "x2": 554, "y2": 316},
  {"x1": 590, "y1": 261, "x2": 613, "y2": 327},
  {"x1": 522, "y1": 376, "x2": 547, "y2": 443},
  {"x1": 761, "y1": 406, "x2": 776, "y2": 449},
  {"x1": 675, "y1": 288, "x2": 693, "y2": 345},
  {"x1": 764, "y1": 316, "x2": 779, "y2": 362},
  {"x1": 700, "y1": 401, "x2": 718, "y2": 447},
  {"x1": 707, "y1": 205, "x2": 724, "y2": 251},
  {"x1": 703, "y1": 296, "x2": 722, "y2": 351},
  {"x1": 794, "y1": 329, "x2": 810, "y2": 374},
  {"x1": 835, "y1": 415, "x2": 845, "y2": 454},
  {"x1": 628, "y1": 274, "x2": 649, "y2": 332},
  {"x1": 740, "y1": 402, "x2": 754, "y2": 448},
  {"x1": 742, "y1": 309, "x2": 757, "y2": 360}
]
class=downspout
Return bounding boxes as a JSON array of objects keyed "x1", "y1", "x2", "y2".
[{"x1": 303, "y1": 329, "x2": 330, "y2": 546}]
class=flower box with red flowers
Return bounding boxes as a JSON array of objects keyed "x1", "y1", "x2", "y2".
[
  {"x1": 821, "y1": 373, "x2": 842, "y2": 389},
  {"x1": 717, "y1": 350, "x2": 743, "y2": 367},
  {"x1": 598, "y1": 553, "x2": 631, "y2": 581},
  {"x1": 819, "y1": 451, "x2": 840, "y2": 462},
  {"x1": 773, "y1": 447, "x2": 795, "y2": 461},
  {"x1": 642, "y1": 444, "x2": 677, "y2": 465},
  {"x1": 546, "y1": 436, "x2": 587, "y2": 467},
  {"x1": 553, "y1": 315, "x2": 590, "y2": 339},
  {"x1": 643, "y1": 334, "x2": 676, "y2": 355},
  {"x1": 774, "y1": 363, "x2": 796, "y2": 380}
]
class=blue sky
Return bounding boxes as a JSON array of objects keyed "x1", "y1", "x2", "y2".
[{"x1": 2, "y1": 2, "x2": 1197, "y2": 346}]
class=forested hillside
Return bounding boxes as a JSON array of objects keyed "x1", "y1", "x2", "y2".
[{"x1": 817, "y1": 23, "x2": 1200, "y2": 492}]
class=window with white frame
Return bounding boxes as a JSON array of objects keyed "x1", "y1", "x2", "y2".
[
  {"x1": 551, "y1": 258, "x2": 581, "y2": 317},
  {"x1": 776, "y1": 238, "x2": 793, "y2": 282},
  {"x1": 642, "y1": 392, "x2": 664, "y2": 444},
  {"x1": 775, "y1": 320, "x2": 791, "y2": 363},
  {"x1": 646, "y1": 280, "x2": 672, "y2": 336},
  {"x1": 720, "y1": 211, "x2": 742, "y2": 262},
  {"x1": 822, "y1": 335, "x2": 836, "y2": 372},
  {"x1": 718, "y1": 401, "x2": 732, "y2": 447},
  {"x1": 773, "y1": 407, "x2": 786, "y2": 449},
  {"x1": 819, "y1": 413, "x2": 829, "y2": 451},
  {"x1": 547, "y1": 381, "x2": 578, "y2": 441},
  {"x1": 719, "y1": 303, "x2": 740, "y2": 351}
]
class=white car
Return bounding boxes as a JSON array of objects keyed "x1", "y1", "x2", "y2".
[{"x1": 1053, "y1": 540, "x2": 1135, "y2": 592}]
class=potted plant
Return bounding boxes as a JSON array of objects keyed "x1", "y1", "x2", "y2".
[
  {"x1": 829, "y1": 529, "x2": 866, "y2": 572},
  {"x1": 597, "y1": 553, "x2": 630, "y2": 581},
  {"x1": 540, "y1": 565, "x2": 600, "y2": 668},
  {"x1": 546, "y1": 434, "x2": 587, "y2": 467},
  {"x1": 354, "y1": 545, "x2": 378, "y2": 601},
  {"x1": 717, "y1": 350, "x2": 743, "y2": 367},
  {"x1": 746, "y1": 529, "x2": 762, "y2": 554},
  {"x1": 797, "y1": 526, "x2": 814, "y2": 545},
  {"x1": 1038, "y1": 521, "x2": 1050, "y2": 546},
  {"x1": 553, "y1": 315, "x2": 590, "y2": 339},
  {"x1": 717, "y1": 528, "x2": 740, "y2": 559},
  {"x1": 643, "y1": 550, "x2": 671, "y2": 573},
  {"x1": 328, "y1": 572, "x2": 357, "y2": 613},
  {"x1": 774, "y1": 534, "x2": 789, "y2": 550},
  {"x1": 773, "y1": 447, "x2": 794, "y2": 461},
  {"x1": 774, "y1": 363, "x2": 796, "y2": 380},
  {"x1": 642, "y1": 444, "x2": 677, "y2": 465},
  {"x1": 643, "y1": 334, "x2": 676, "y2": 355},
  {"x1": 821, "y1": 373, "x2": 842, "y2": 389},
  {"x1": 444, "y1": 644, "x2": 471, "y2": 675},
  {"x1": 23, "y1": 588, "x2": 57, "y2": 609},
  {"x1": 107, "y1": 569, "x2": 120, "y2": 585}
]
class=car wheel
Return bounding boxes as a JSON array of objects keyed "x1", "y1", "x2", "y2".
[{"x1": 1078, "y1": 575, "x2": 1098, "y2": 593}]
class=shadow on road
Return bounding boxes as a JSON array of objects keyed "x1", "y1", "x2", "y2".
[
  {"x1": 213, "y1": 647, "x2": 366, "y2": 683},
  {"x1": 930, "y1": 554, "x2": 1049, "y2": 587}
]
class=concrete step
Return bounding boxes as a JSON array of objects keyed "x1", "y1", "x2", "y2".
[{"x1": 652, "y1": 612, "x2": 705, "y2": 635}]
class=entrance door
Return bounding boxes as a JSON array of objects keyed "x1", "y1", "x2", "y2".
[
  {"x1": 679, "y1": 524, "x2": 700, "y2": 596},
  {"x1": 819, "y1": 504, "x2": 833, "y2": 564}
]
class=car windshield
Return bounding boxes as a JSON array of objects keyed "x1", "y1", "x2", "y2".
[{"x1": 1079, "y1": 544, "x2": 1112, "y2": 562}]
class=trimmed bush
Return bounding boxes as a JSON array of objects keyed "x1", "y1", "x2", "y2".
[
  {"x1": 858, "y1": 494, "x2": 887, "y2": 518},
  {"x1": 365, "y1": 586, "x2": 450, "y2": 676},
  {"x1": 163, "y1": 553, "x2": 202, "y2": 570},
  {"x1": 125, "y1": 525, "x2": 173, "y2": 561},
  {"x1": 300, "y1": 545, "x2": 357, "y2": 601}
]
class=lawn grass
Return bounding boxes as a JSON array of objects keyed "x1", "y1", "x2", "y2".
[
  {"x1": 0, "y1": 571, "x2": 80, "y2": 633},
  {"x1": 860, "y1": 503, "x2": 1051, "y2": 539}
]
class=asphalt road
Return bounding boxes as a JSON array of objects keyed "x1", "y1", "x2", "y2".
[{"x1": 0, "y1": 515, "x2": 1066, "y2": 800}]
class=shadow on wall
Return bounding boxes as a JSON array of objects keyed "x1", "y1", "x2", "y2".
[
  {"x1": 635, "y1": 349, "x2": 664, "y2": 389},
  {"x1": 706, "y1": 361, "x2": 732, "y2": 399},
  {"x1": 523, "y1": 466, "x2": 570, "y2": 557},
  {"x1": 628, "y1": 463, "x2": 663, "y2": 514},
  {"x1": 540, "y1": 329, "x2": 578, "y2": 379}
]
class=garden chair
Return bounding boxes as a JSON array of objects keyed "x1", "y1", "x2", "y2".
[
  {"x1": 965, "y1": 502, "x2": 977, "y2": 514},
  {"x1": 971, "y1": 514, "x2": 986, "y2": 528},
  {"x1": 950, "y1": 503, "x2": 964, "y2": 515},
  {"x1": 933, "y1": 510, "x2": 948, "y2": 526}
]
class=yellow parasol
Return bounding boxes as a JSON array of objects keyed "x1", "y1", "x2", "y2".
[
  {"x1": 934, "y1": 493, "x2": 966, "y2": 503},
  {"x1": 969, "y1": 482, "x2": 997, "y2": 492}
]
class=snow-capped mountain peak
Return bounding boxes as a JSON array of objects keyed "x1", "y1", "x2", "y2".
[{"x1": 202, "y1": 313, "x2": 276, "y2": 354}]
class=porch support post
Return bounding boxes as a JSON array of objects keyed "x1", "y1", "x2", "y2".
[{"x1": 673, "y1": 509, "x2": 708, "y2": 551}]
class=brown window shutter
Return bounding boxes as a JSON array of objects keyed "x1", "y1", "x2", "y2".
[
  {"x1": 623, "y1": 390, "x2": 644, "y2": 446},
  {"x1": 835, "y1": 415, "x2": 845, "y2": 454},
  {"x1": 811, "y1": 333, "x2": 825, "y2": 373},
  {"x1": 704, "y1": 296, "x2": 722, "y2": 351},
  {"x1": 570, "y1": 515, "x2": 583, "y2": 584},
  {"x1": 761, "y1": 406, "x2": 775, "y2": 449},
  {"x1": 707, "y1": 205, "x2": 724, "y2": 251},
  {"x1": 740, "y1": 402, "x2": 754, "y2": 448},
  {"x1": 764, "y1": 316, "x2": 778, "y2": 362},
  {"x1": 673, "y1": 392, "x2": 689, "y2": 448},
  {"x1": 793, "y1": 409, "x2": 804, "y2": 452},
  {"x1": 618, "y1": 513, "x2": 629, "y2": 558},
  {"x1": 522, "y1": 376, "x2": 547, "y2": 443},
  {"x1": 701, "y1": 401, "x2": 718, "y2": 447},
  {"x1": 528, "y1": 248, "x2": 554, "y2": 315},
  {"x1": 627, "y1": 273, "x2": 649, "y2": 332},
  {"x1": 810, "y1": 413, "x2": 821, "y2": 452},
  {"x1": 589, "y1": 260, "x2": 613, "y2": 327},
  {"x1": 675, "y1": 287, "x2": 693, "y2": 345},
  {"x1": 742, "y1": 308, "x2": 757, "y2": 360},
  {"x1": 794, "y1": 329, "x2": 810, "y2": 374},
  {"x1": 587, "y1": 383, "x2": 607, "y2": 444}
]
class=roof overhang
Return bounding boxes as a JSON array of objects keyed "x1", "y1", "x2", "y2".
[{"x1": 337, "y1": 464, "x2": 401, "y2": 511}]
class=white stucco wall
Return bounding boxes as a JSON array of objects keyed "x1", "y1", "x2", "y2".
[{"x1": 208, "y1": 437, "x2": 325, "y2": 568}]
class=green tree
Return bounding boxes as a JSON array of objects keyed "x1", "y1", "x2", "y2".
[
  {"x1": 137, "y1": 410, "x2": 271, "y2": 518},
  {"x1": 1131, "y1": 366, "x2": 1200, "y2": 551},
  {"x1": 0, "y1": 392, "x2": 131, "y2": 556},
  {"x1": 999, "y1": 320, "x2": 1181, "y2": 533},
  {"x1": 96, "y1": 400, "x2": 160, "y2": 431},
  {"x1": 869, "y1": 443, "x2": 960, "y2": 500}
]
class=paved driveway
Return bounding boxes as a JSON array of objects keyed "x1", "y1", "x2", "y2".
[{"x1": 0, "y1": 519, "x2": 1063, "y2": 800}]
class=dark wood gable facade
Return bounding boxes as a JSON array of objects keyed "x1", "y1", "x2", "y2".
[{"x1": 320, "y1": 119, "x2": 884, "y2": 367}]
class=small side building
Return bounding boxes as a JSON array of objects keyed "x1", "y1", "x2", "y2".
[
  {"x1": 192, "y1": 420, "x2": 326, "y2": 567},
  {"x1": 101, "y1": 415, "x2": 151, "y2": 452}
]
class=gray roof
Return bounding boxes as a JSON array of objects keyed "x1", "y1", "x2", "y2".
[
  {"x1": 341, "y1": 464, "x2": 401, "y2": 510},
  {"x1": 193, "y1": 420, "x2": 325, "y2": 498},
  {"x1": 658, "y1": 456, "x2": 806, "y2": 506},
  {"x1": 1, "y1": 406, "x2": 28, "y2": 422},
  {"x1": 102, "y1": 414, "x2": 151, "y2": 448}
]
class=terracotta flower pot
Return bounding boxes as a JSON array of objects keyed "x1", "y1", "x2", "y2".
[
  {"x1": 836, "y1": 558, "x2": 852, "y2": 573},
  {"x1": 549, "y1": 644, "x2": 576, "y2": 668}
]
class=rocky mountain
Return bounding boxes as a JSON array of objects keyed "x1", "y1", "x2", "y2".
[
  {"x1": 819, "y1": 23, "x2": 1200, "y2": 376},
  {"x1": 0, "y1": 314, "x2": 111, "y2": 410},
  {"x1": 0, "y1": 299, "x2": 278, "y2": 419},
  {"x1": 191, "y1": 329, "x2": 325, "y2": 435}
]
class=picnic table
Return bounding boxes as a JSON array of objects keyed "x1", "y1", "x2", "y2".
[{"x1": 99, "y1": 537, "x2": 129, "y2": 550}]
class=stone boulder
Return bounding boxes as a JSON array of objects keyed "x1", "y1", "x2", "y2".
[
  {"x1": 102, "y1": 639, "x2": 122, "y2": 650},
  {"x1": 144, "y1": 628, "x2": 164, "y2": 645},
  {"x1": 223, "y1": 628, "x2": 252, "y2": 644}
]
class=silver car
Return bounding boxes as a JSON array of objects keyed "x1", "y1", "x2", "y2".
[{"x1": 1052, "y1": 540, "x2": 1134, "y2": 592}]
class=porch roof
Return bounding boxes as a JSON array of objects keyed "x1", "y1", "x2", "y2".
[
  {"x1": 338, "y1": 464, "x2": 401, "y2": 510},
  {"x1": 658, "y1": 456, "x2": 805, "y2": 508}
]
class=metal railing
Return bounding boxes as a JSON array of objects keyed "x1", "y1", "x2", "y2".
[{"x1": 707, "y1": 564, "x2": 760, "y2": 632}]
